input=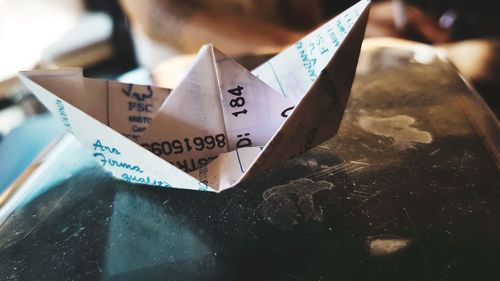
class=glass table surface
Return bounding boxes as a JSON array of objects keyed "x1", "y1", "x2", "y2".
[{"x1": 0, "y1": 39, "x2": 499, "y2": 281}]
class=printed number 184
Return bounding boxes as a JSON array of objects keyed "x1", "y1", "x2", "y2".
[{"x1": 227, "y1": 86, "x2": 247, "y2": 117}]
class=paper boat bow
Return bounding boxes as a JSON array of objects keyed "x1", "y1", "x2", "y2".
[{"x1": 20, "y1": 0, "x2": 370, "y2": 192}]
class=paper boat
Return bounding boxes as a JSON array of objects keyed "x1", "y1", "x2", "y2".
[{"x1": 19, "y1": 0, "x2": 370, "y2": 192}]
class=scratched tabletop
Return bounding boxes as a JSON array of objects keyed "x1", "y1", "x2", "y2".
[{"x1": 0, "y1": 39, "x2": 499, "y2": 281}]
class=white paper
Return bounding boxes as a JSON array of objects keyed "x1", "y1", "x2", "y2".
[{"x1": 19, "y1": 0, "x2": 370, "y2": 192}]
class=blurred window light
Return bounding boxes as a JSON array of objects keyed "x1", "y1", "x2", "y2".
[{"x1": 0, "y1": 0, "x2": 84, "y2": 81}]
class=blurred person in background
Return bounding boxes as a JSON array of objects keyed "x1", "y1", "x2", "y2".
[
  {"x1": 118, "y1": 0, "x2": 357, "y2": 67},
  {"x1": 118, "y1": 0, "x2": 500, "y2": 64},
  {"x1": 118, "y1": 0, "x2": 500, "y2": 115}
]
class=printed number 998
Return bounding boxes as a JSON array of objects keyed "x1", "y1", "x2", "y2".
[{"x1": 142, "y1": 134, "x2": 226, "y2": 157}]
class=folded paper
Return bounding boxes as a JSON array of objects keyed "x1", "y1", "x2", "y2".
[{"x1": 19, "y1": 0, "x2": 370, "y2": 192}]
